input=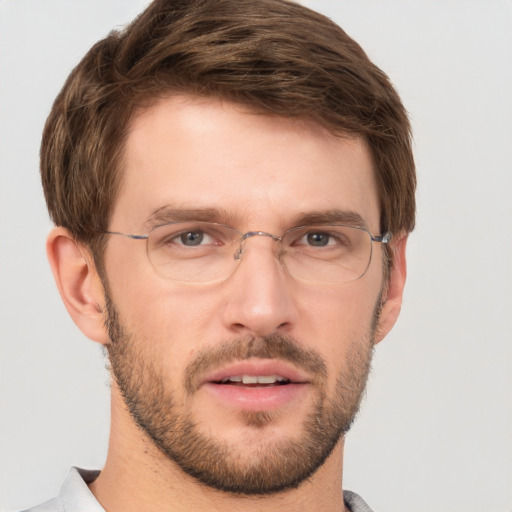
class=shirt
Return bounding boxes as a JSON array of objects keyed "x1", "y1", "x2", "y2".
[{"x1": 23, "y1": 467, "x2": 375, "y2": 512}]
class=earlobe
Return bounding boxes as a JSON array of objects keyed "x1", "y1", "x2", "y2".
[
  {"x1": 46, "y1": 227, "x2": 110, "y2": 345},
  {"x1": 374, "y1": 235, "x2": 408, "y2": 344}
]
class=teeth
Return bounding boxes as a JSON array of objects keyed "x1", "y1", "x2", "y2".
[
  {"x1": 220, "y1": 375, "x2": 289, "y2": 384},
  {"x1": 257, "y1": 375, "x2": 278, "y2": 384}
]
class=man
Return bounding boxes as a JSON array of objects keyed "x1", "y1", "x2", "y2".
[{"x1": 28, "y1": 0, "x2": 415, "y2": 510}]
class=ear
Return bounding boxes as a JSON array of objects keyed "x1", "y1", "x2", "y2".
[
  {"x1": 46, "y1": 227, "x2": 110, "y2": 345},
  {"x1": 374, "y1": 235, "x2": 408, "y2": 344}
]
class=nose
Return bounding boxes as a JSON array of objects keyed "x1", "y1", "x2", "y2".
[{"x1": 221, "y1": 235, "x2": 298, "y2": 338}]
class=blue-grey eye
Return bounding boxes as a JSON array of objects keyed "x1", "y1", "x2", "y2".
[
  {"x1": 180, "y1": 231, "x2": 204, "y2": 246},
  {"x1": 306, "y1": 232, "x2": 330, "y2": 246}
]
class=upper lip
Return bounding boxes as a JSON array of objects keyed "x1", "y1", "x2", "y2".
[{"x1": 200, "y1": 359, "x2": 311, "y2": 386}]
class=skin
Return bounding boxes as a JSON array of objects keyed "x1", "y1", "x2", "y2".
[{"x1": 47, "y1": 95, "x2": 407, "y2": 512}]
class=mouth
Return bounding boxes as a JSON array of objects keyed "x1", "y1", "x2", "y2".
[
  {"x1": 199, "y1": 360, "x2": 311, "y2": 412},
  {"x1": 216, "y1": 375, "x2": 291, "y2": 386},
  {"x1": 202, "y1": 359, "x2": 309, "y2": 387}
]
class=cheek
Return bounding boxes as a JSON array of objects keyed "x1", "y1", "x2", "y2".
[
  {"x1": 296, "y1": 280, "x2": 381, "y2": 374},
  {"x1": 104, "y1": 244, "x2": 208, "y2": 334},
  {"x1": 105, "y1": 260, "x2": 224, "y2": 372}
]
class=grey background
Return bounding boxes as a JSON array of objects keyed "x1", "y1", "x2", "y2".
[{"x1": 1, "y1": 1, "x2": 511, "y2": 511}]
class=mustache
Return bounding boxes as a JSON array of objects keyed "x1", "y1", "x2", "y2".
[{"x1": 184, "y1": 333, "x2": 327, "y2": 395}]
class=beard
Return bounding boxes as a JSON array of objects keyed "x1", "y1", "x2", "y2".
[{"x1": 105, "y1": 292, "x2": 377, "y2": 495}]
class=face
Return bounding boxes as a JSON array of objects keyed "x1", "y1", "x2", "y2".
[{"x1": 102, "y1": 96, "x2": 385, "y2": 494}]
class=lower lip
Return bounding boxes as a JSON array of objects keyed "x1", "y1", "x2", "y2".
[{"x1": 202, "y1": 382, "x2": 309, "y2": 412}]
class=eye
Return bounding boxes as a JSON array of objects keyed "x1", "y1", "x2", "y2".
[
  {"x1": 305, "y1": 232, "x2": 332, "y2": 247},
  {"x1": 297, "y1": 231, "x2": 342, "y2": 248},
  {"x1": 151, "y1": 222, "x2": 237, "y2": 252},
  {"x1": 175, "y1": 230, "x2": 215, "y2": 246},
  {"x1": 288, "y1": 227, "x2": 352, "y2": 251}
]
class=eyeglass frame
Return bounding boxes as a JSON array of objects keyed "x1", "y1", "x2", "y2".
[{"x1": 99, "y1": 221, "x2": 392, "y2": 284}]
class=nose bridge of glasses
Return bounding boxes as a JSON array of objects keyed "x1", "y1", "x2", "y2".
[
  {"x1": 240, "y1": 231, "x2": 281, "y2": 242},
  {"x1": 234, "y1": 231, "x2": 282, "y2": 260}
]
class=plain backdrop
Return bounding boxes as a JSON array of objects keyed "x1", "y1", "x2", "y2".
[{"x1": 1, "y1": 1, "x2": 511, "y2": 511}]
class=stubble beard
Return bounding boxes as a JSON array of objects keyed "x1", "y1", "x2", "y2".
[{"x1": 105, "y1": 293, "x2": 377, "y2": 495}]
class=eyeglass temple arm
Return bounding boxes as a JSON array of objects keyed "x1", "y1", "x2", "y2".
[
  {"x1": 371, "y1": 232, "x2": 392, "y2": 244},
  {"x1": 101, "y1": 231, "x2": 149, "y2": 240}
]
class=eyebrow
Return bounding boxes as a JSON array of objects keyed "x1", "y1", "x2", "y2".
[
  {"x1": 144, "y1": 205, "x2": 368, "y2": 231},
  {"x1": 292, "y1": 210, "x2": 368, "y2": 230},
  {"x1": 144, "y1": 205, "x2": 239, "y2": 230}
]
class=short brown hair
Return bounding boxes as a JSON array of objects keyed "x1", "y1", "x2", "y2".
[{"x1": 41, "y1": 0, "x2": 416, "y2": 264}]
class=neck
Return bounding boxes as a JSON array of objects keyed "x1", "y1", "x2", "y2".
[{"x1": 89, "y1": 388, "x2": 347, "y2": 512}]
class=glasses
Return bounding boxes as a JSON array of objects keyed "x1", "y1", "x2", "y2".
[{"x1": 103, "y1": 221, "x2": 391, "y2": 284}]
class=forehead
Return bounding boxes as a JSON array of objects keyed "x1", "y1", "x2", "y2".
[{"x1": 113, "y1": 95, "x2": 380, "y2": 232}]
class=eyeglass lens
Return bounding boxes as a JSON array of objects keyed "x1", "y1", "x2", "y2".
[{"x1": 146, "y1": 221, "x2": 376, "y2": 284}]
